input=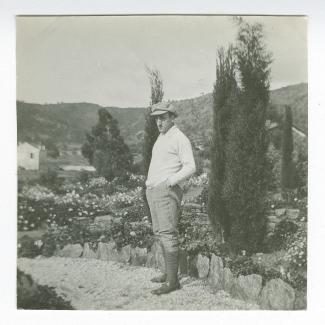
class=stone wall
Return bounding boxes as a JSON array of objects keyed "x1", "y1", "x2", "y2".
[{"x1": 55, "y1": 241, "x2": 304, "y2": 310}]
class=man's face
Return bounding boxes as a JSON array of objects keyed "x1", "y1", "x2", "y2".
[{"x1": 155, "y1": 112, "x2": 174, "y2": 134}]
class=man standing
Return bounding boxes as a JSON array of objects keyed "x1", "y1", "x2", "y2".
[{"x1": 146, "y1": 101, "x2": 196, "y2": 295}]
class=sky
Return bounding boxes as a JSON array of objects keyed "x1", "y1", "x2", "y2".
[{"x1": 16, "y1": 15, "x2": 307, "y2": 108}]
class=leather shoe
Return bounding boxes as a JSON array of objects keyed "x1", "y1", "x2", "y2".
[{"x1": 151, "y1": 281, "x2": 181, "y2": 295}]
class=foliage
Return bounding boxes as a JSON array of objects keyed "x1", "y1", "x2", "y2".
[
  {"x1": 209, "y1": 46, "x2": 238, "y2": 239},
  {"x1": 18, "y1": 190, "x2": 109, "y2": 231},
  {"x1": 17, "y1": 235, "x2": 42, "y2": 258},
  {"x1": 40, "y1": 221, "x2": 103, "y2": 256},
  {"x1": 265, "y1": 220, "x2": 299, "y2": 252},
  {"x1": 142, "y1": 67, "x2": 164, "y2": 221},
  {"x1": 208, "y1": 21, "x2": 272, "y2": 253},
  {"x1": 39, "y1": 169, "x2": 63, "y2": 191},
  {"x1": 142, "y1": 67, "x2": 163, "y2": 175},
  {"x1": 225, "y1": 253, "x2": 305, "y2": 290},
  {"x1": 79, "y1": 170, "x2": 92, "y2": 183},
  {"x1": 220, "y1": 21, "x2": 272, "y2": 253},
  {"x1": 17, "y1": 269, "x2": 74, "y2": 310},
  {"x1": 43, "y1": 139, "x2": 60, "y2": 158},
  {"x1": 184, "y1": 172, "x2": 208, "y2": 191},
  {"x1": 284, "y1": 223, "x2": 307, "y2": 271},
  {"x1": 281, "y1": 105, "x2": 297, "y2": 190},
  {"x1": 82, "y1": 108, "x2": 133, "y2": 180},
  {"x1": 266, "y1": 143, "x2": 282, "y2": 191},
  {"x1": 178, "y1": 210, "x2": 221, "y2": 257}
]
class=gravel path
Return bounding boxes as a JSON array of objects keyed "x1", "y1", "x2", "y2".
[{"x1": 17, "y1": 257, "x2": 259, "y2": 310}]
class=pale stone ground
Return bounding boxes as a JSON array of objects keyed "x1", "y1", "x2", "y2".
[{"x1": 17, "y1": 256, "x2": 259, "y2": 310}]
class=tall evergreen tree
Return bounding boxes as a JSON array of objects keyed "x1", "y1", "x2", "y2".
[
  {"x1": 281, "y1": 105, "x2": 295, "y2": 190},
  {"x1": 222, "y1": 21, "x2": 272, "y2": 253},
  {"x1": 143, "y1": 67, "x2": 164, "y2": 174},
  {"x1": 142, "y1": 67, "x2": 164, "y2": 219},
  {"x1": 82, "y1": 108, "x2": 133, "y2": 180},
  {"x1": 208, "y1": 47, "x2": 238, "y2": 241}
]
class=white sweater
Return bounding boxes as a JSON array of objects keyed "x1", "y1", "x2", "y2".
[{"x1": 146, "y1": 125, "x2": 196, "y2": 188}]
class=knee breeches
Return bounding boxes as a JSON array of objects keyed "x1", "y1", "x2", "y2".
[{"x1": 146, "y1": 181, "x2": 183, "y2": 252}]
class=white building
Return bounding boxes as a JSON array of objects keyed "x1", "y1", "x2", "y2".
[{"x1": 17, "y1": 142, "x2": 46, "y2": 170}]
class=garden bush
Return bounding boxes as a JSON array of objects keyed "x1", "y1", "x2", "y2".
[
  {"x1": 17, "y1": 269, "x2": 73, "y2": 310},
  {"x1": 18, "y1": 235, "x2": 42, "y2": 258},
  {"x1": 265, "y1": 219, "x2": 299, "y2": 252}
]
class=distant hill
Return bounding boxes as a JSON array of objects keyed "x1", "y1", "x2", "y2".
[
  {"x1": 173, "y1": 83, "x2": 307, "y2": 148},
  {"x1": 17, "y1": 83, "x2": 307, "y2": 154},
  {"x1": 17, "y1": 102, "x2": 146, "y2": 148},
  {"x1": 269, "y1": 83, "x2": 307, "y2": 134}
]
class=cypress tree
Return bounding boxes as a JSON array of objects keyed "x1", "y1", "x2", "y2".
[
  {"x1": 222, "y1": 21, "x2": 272, "y2": 253},
  {"x1": 208, "y1": 47, "x2": 238, "y2": 241},
  {"x1": 81, "y1": 108, "x2": 133, "y2": 180},
  {"x1": 142, "y1": 68, "x2": 164, "y2": 220},
  {"x1": 281, "y1": 105, "x2": 295, "y2": 190},
  {"x1": 143, "y1": 67, "x2": 164, "y2": 174}
]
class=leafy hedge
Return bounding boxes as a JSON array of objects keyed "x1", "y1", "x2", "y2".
[{"x1": 17, "y1": 269, "x2": 73, "y2": 310}]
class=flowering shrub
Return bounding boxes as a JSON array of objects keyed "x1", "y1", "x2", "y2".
[
  {"x1": 40, "y1": 215, "x2": 154, "y2": 256},
  {"x1": 17, "y1": 190, "x2": 111, "y2": 231},
  {"x1": 103, "y1": 187, "x2": 143, "y2": 211},
  {"x1": 41, "y1": 221, "x2": 104, "y2": 256},
  {"x1": 186, "y1": 173, "x2": 208, "y2": 188},
  {"x1": 284, "y1": 223, "x2": 307, "y2": 271},
  {"x1": 118, "y1": 218, "x2": 154, "y2": 249},
  {"x1": 178, "y1": 210, "x2": 219, "y2": 256},
  {"x1": 265, "y1": 220, "x2": 299, "y2": 252},
  {"x1": 20, "y1": 185, "x2": 55, "y2": 201},
  {"x1": 114, "y1": 203, "x2": 146, "y2": 223}
]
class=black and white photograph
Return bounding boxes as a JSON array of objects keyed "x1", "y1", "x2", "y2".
[{"x1": 14, "y1": 14, "x2": 310, "y2": 312}]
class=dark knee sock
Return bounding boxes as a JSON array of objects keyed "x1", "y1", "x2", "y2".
[{"x1": 165, "y1": 250, "x2": 179, "y2": 286}]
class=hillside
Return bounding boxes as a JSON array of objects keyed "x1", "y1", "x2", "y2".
[
  {"x1": 269, "y1": 83, "x2": 308, "y2": 134},
  {"x1": 17, "y1": 102, "x2": 146, "y2": 147},
  {"x1": 17, "y1": 83, "x2": 307, "y2": 154},
  {"x1": 173, "y1": 83, "x2": 307, "y2": 147}
]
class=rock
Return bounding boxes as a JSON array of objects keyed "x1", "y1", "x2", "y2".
[
  {"x1": 286, "y1": 209, "x2": 300, "y2": 220},
  {"x1": 75, "y1": 217, "x2": 90, "y2": 226},
  {"x1": 188, "y1": 255, "x2": 198, "y2": 278},
  {"x1": 94, "y1": 215, "x2": 114, "y2": 223},
  {"x1": 56, "y1": 244, "x2": 83, "y2": 258},
  {"x1": 196, "y1": 254, "x2": 210, "y2": 278},
  {"x1": 266, "y1": 222, "x2": 277, "y2": 232},
  {"x1": 267, "y1": 215, "x2": 279, "y2": 223},
  {"x1": 178, "y1": 249, "x2": 188, "y2": 275},
  {"x1": 294, "y1": 290, "x2": 307, "y2": 310},
  {"x1": 275, "y1": 208, "x2": 286, "y2": 217},
  {"x1": 223, "y1": 267, "x2": 235, "y2": 293},
  {"x1": 120, "y1": 245, "x2": 132, "y2": 263},
  {"x1": 97, "y1": 242, "x2": 109, "y2": 260},
  {"x1": 145, "y1": 252, "x2": 156, "y2": 268},
  {"x1": 93, "y1": 215, "x2": 114, "y2": 230},
  {"x1": 259, "y1": 278, "x2": 295, "y2": 310},
  {"x1": 232, "y1": 274, "x2": 262, "y2": 303},
  {"x1": 106, "y1": 241, "x2": 119, "y2": 261},
  {"x1": 208, "y1": 254, "x2": 224, "y2": 290},
  {"x1": 82, "y1": 243, "x2": 97, "y2": 259},
  {"x1": 182, "y1": 203, "x2": 202, "y2": 211},
  {"x1": 197, "y1": 212, "x2": 209, "y2": 219},
  {"x1": 131, "y1": 247, "x2": 148, "y2": 266}
]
